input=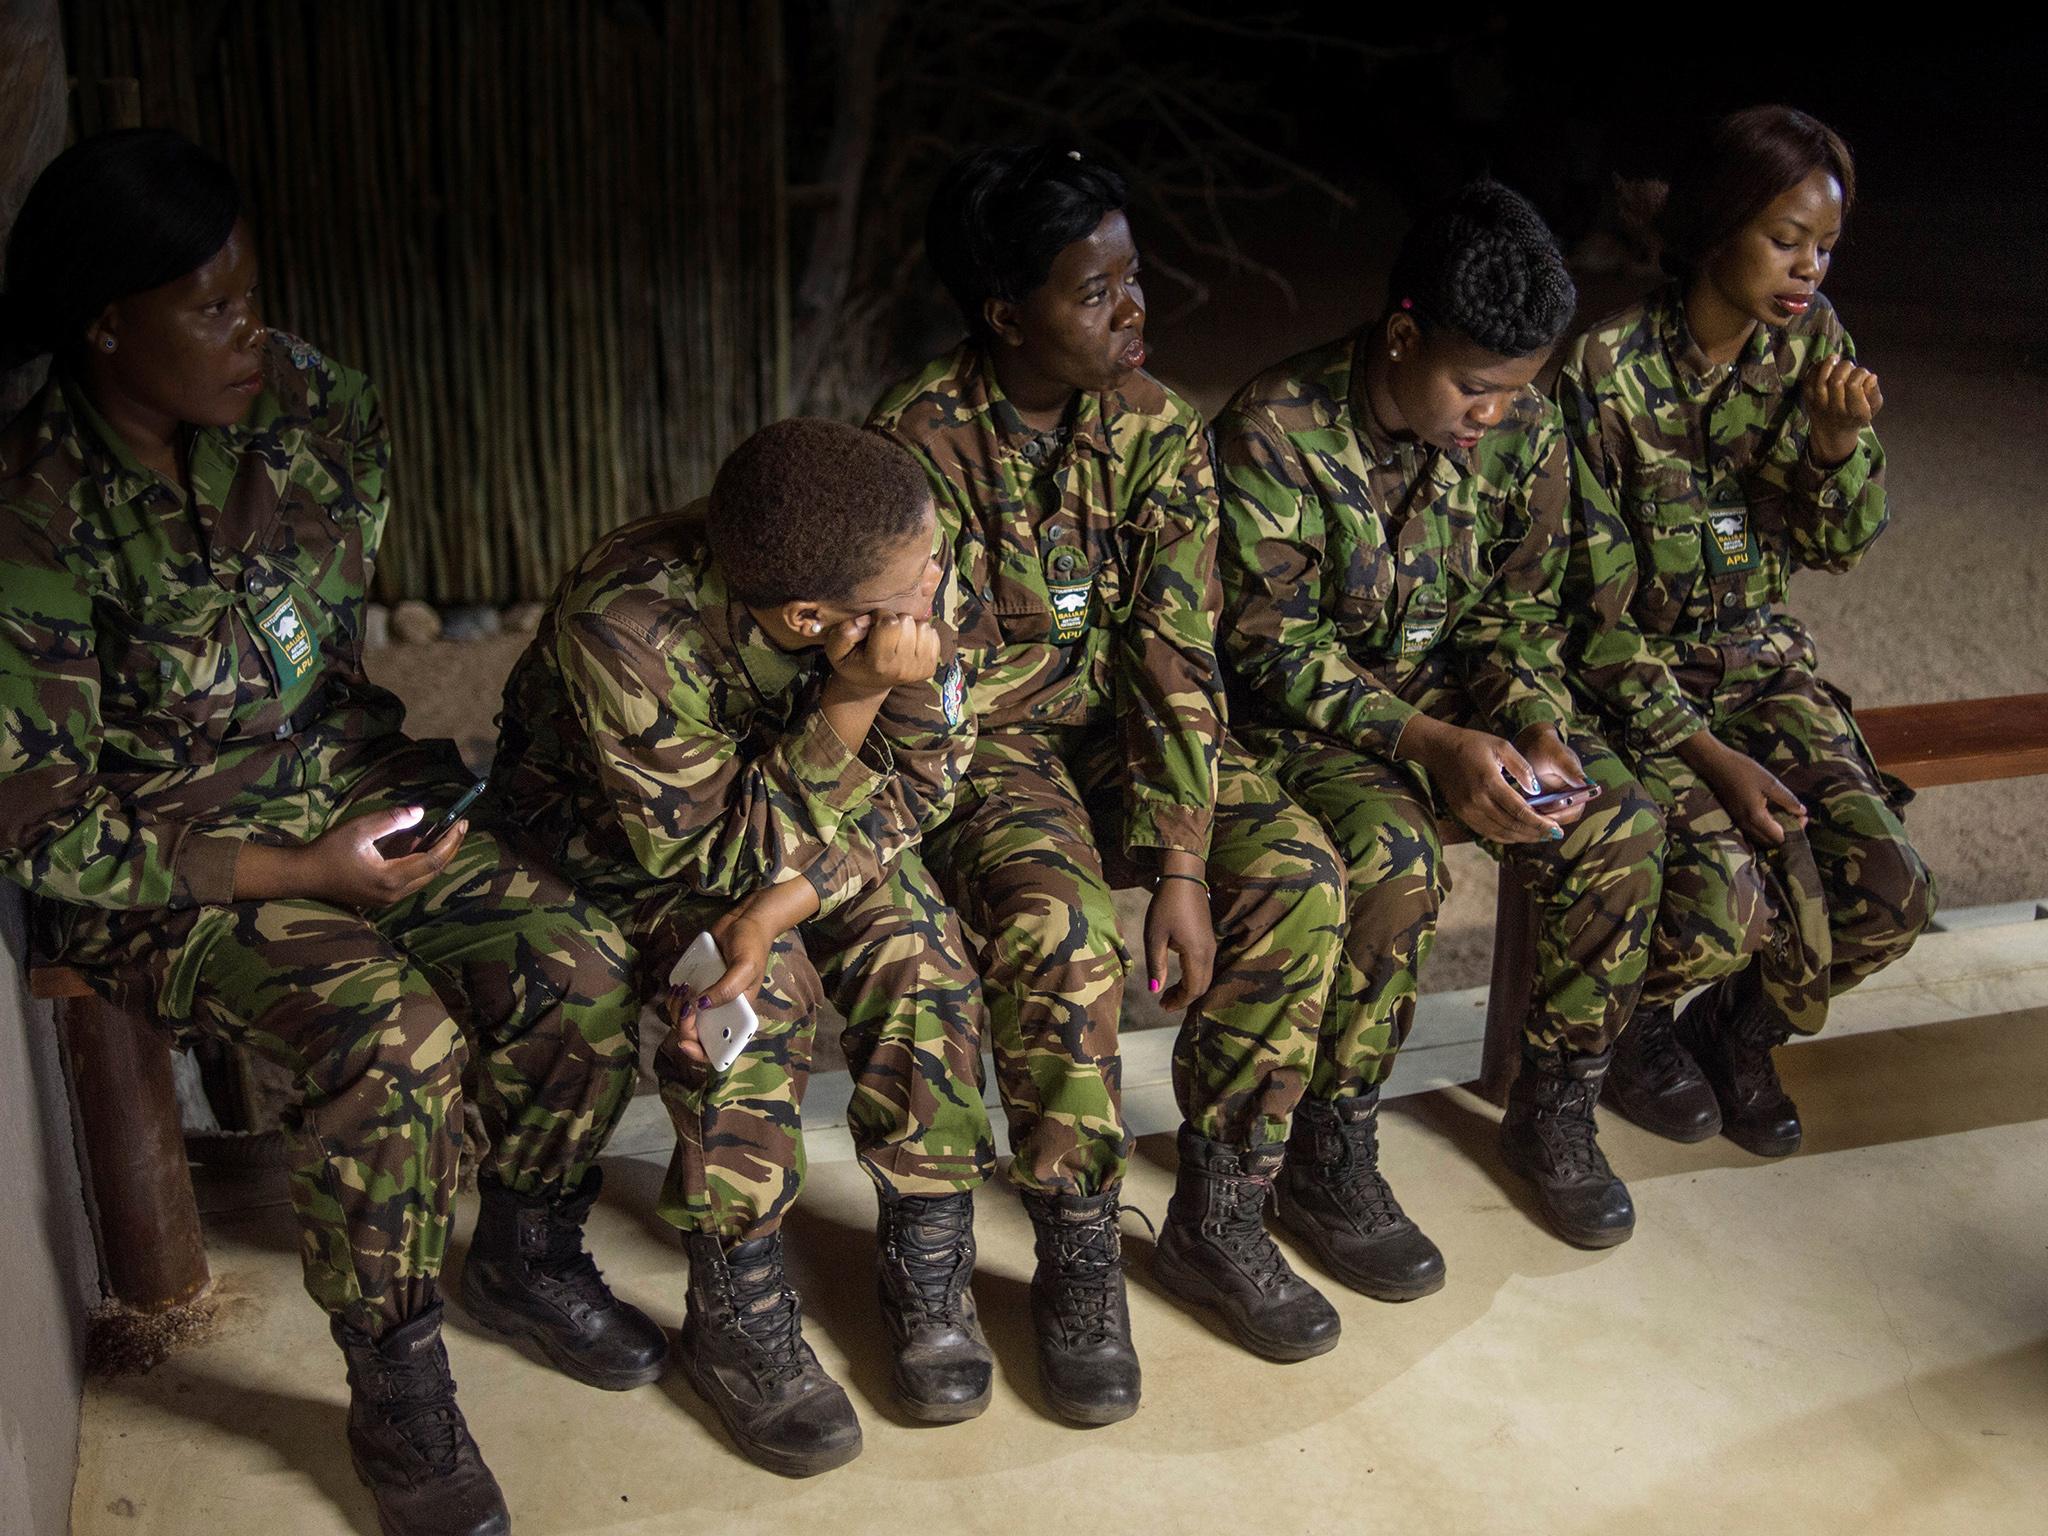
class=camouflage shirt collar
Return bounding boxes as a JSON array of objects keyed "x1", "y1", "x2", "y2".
[
  {"x1": 694, "y1": 551, "x2": 809, "y2": 704},
  {"x1": 971, "y1": 346, "x2": 1116, "y2": 467},
  {"x1": 1654, "y1": 283, "x2": 1784, "y2": 397},
  {"x1": 1344, "y1": 330, "x2": 1472, "y2": 482},
  {"x1": 55, "y1": 367, "x2": 275, "y2": 516}
]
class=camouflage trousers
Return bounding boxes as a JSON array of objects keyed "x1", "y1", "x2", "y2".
[
  {"x1": 1630, "y1": 650, "x2": 1935, "y2": 1030},
  {"x1": 923, "y1": 726, "x2": 1346, "y2": 1196},
  {"x1": 57, "y1": 748, "x2": 641, "y2": 1335},
  {"x1": 636, "y1": 848, "x2": 995, "y2": 1241},
  {"x1": 1245, "y1": 711, "x2": 1666, "y2": 1097}
]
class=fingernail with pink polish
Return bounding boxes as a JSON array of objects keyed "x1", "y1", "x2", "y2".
[{"x1": 1149, "y1": 978, "x2": 1161, "y2": 993}]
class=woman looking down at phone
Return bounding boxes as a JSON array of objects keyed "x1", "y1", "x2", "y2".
[
  {"x1": 0, "y1": 130, "x2": 653, "y2": 1536},
  {"x1": 1558, "y1": 106, "x2": 1933, "y2": 1156},
  {"x1": 1215, "y1": 180, "x2": 1678, "y2": 1256},
  {"x1": 489, "y1": 418, "x2": 997, "y2": 1472}
]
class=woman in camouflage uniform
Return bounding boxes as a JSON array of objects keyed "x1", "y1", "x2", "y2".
[
  {"x1": 1559, "y1": 107, "x2": 1934, "y2": 1157},
  {"x1": 871, "y1": 146, "x2": 1350, "y2": 1414},
  {"x1": 1215, "y1": 182, "x2": 1672, "y2": 1254},
  {"x1": 0, "y1": 132, "x2": 654, "y2": 1536}
]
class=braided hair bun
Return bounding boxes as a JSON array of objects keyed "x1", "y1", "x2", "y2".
[{"x1": 1386, "y1": 180, "x2": 1576, "y2": 358}]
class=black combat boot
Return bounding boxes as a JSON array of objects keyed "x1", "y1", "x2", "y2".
[
  {"x1": 1020, "y1": 1188, "x2": 1142, "y2": 1425},
  {"x1": 1606, "y1": 1003, "x2": 1723, "y2": 1143},
  {"x1": 1674, "y1": 967, "x2": 1803, "y2": 1157},
  {"x1": 1152, "y1": 1127, "x2": 1341, "y2": 1361},
  {"x1": 1276, "y1": 1091, "x2": 1446, "y2": 1301},
  {"x1": 332, "y1": 1300, "x2": 511, "y2": 1536},
  {"x1": 461, "y1": 1167, "x2": 669, "y2": 1390},
  {"x1": 678, "y1": 1231, "x2": 862, "y2": 1476},
  {"x1": 874, "y1": 1190, "x2": 993, "y2": 1422},
  {"x1": 1498, "y1": 1047, "x2": 1635, "y2": 1249}
]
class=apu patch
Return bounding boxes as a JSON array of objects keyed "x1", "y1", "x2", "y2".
[
  {"x1": 1047, "y1": 577, "x2": 1092, "y2": 643},
  {"x1": 1701, "y1": 492, "x2": 1759, "y2": 576},
  {"x1": 1400, "y1": 618, "x2": 1441, "y2": 656},
  {"x1": 939, "y1": 658, "x2": 965, "y2": 727},
  {"x1": 253, "y1": 590, "x2": 319, "y2": 686}
]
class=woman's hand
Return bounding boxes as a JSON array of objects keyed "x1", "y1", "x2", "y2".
[
  {"x1": 1516, "y1": 724, "x2": 1596, "y2": 831},
  {"x1": 1143, "y1": 862, "x2": 1216, "y2": 1012},
  {"x1": 665, "y1": 905, "x2": 775, "y2": 1068},
  {"x1": 1397, "y1": 715, "x2": 1561, "y2": 844},
  {"x1": 1677, "y1": 731, "x2": 1807, "y2": 846},
  {"x1": 232, "y1": 805, "x2": 466, "y2": 906},
  {"x1": 1803, "y1": 352, "x2": 1883, "y2": 468},
  {"x1": 823, "y1": 611, "x2": 941, "y2": 695}
]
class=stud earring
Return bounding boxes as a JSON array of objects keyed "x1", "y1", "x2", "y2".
[
  {"x1": 1389, "y1": 348, "x2": 1401, "y2": 362},
  {"x1": 101, "y1": 337, "x2": 116, "y2": 352}
]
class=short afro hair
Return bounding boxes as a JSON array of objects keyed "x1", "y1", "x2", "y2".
[
  {"x1": 925, "y1": 144, "x2": 1129, "y2": 342},
  {"x1": 706, "y1": 418, "x2": 933, "y2": 609},
  {"x1": 1386, "y1": 180, "x2": 1576, "y2": 359}
]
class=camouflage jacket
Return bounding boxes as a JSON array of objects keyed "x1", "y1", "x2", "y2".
[
  {"x1": 488, "y1": 506, "x2": 973, "y2": 924},
  {"x1": 1557, "y1": 284, "x2": 1888, "y2": 753},
  {"x1": 0, "y1": 333, "x2": 404, "y2": 912},
  {"x1": 868, "y1": 343, "x2": 1224, "y2": 859},
  {"x1": 1214, "y1": 331, "x2": 1585, "y2": 753}
]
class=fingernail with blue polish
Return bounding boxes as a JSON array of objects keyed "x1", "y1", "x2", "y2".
[{"x1": 1547, "y1": 827, "x2": 1564, "y2": 841}]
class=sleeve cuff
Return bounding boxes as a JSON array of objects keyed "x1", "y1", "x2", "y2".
[
  {"x1": 1625, "y1": 697, "x2": 1709, "y2": 757},
  {"x1": 1122, "y1": 798, "x2": 1214, "y2": 862},
  {"x1": 1364, "y1": 697, "x2": 1424, "y2": 757},
  {"x1": 1497, "y1": 695, "x2": 1569, "y2": 743},
  {"x1": 1798, "y1": 431, "x2": 1874, "y2": 509},
  {"x1": 174, "y1": 828, "x2": 243, "y2": 907},
  {"x1": 789, "y1": 707, "x2": 890, "y2": 818}
]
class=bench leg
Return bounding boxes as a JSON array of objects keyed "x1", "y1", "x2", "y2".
[
  {"x1": 61, "y1": 992, "x2": 211, "y2": 1310},
  {"x1": 1479, "y1": 866, "x2": 1536, "y2": 1105}
]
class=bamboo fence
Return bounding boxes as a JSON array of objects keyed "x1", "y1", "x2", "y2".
[{"x1": 61, "y1": 0, "x2": 789, "y2": 603}]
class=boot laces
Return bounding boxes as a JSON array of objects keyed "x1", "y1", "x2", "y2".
[
  {"x1": 1726, "y1": 1027, "x2": 1787, "y2": 1104},
  {"x1": 1630, "y1": 1017, "x2": 1696, "y2": 1093},
  {"x1": 1541, "y1": 1080, "x2": 1612, "y2": 1180},
  {"x1": 727, "y1": 1256, "x2": 809, "y2": 1386},
  {"x1": 1323, "y1": 1125, "x2": 1403, "y2": 1233},
  {"x1": 1204, "y1": 1168, "x2": 1289, "y2": 1288},
  {"x1": 885, "y1": 1200, "x2": 973, "y2": 1323},
  {"x1": 531, "y1": 1210, "x2": 612, "y2": 1316},
  {"x1": 1044, "y1": 1214, "x2": 1124, "y2": 1346},
  {"x1": 363, "y1": 1351, "x2": 469, "y2": 1472}
]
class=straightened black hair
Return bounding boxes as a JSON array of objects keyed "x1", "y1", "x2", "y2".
[{"x1": 0, "y1": 128, "x2": 243, "y2": 372}]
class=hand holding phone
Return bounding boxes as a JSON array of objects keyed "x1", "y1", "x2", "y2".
[
  {"x1": 1520, "y1": 779, "x2": 1599, "y2": 814},
  {"x1": 378, "y1": 778, "x2": 487, "y2": 858},
  {"x1": 669, "y1": 930, "x2": 762, "y2": 1073}
]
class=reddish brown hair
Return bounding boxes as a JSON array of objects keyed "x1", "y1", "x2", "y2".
[{"x1": 1657, "y1": 105, "x2": 1856, "y2": 277}]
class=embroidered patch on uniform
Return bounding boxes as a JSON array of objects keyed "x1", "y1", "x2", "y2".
[
  {"x1": 939, "y1": 658, "x2": 965, "y2": 727},
  {"x1": 253, "y1": 590, "x2": 319, "y2": 685},
  {"x1": 1701, "y1": 503, "x2": 1759, "y2": 575},
  {"x1": 1047, "y1": 578, "x2": 1092, "y2": 643},
  {"x1": 1400, "y1": 618, "x2": 1441, "y2": 655}
]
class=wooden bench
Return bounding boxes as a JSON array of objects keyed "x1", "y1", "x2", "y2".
[
  {"x1": 1476, "y1": 692, "x2": 2048, "y2": 1098},
  {"x1": 32, "y1": 693, "x2": 2048, "y2": 1312}
]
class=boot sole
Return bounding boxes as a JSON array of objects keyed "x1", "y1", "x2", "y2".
[
  {"x1": 1274, "y1": 1209, "x2": 1446, "y2": 1303},
  {"x1": 351, "y1": 1454, "x2": 510, "y2": 1536},
  {"x1": 1723, "y1": 1124, "x2": 1802, "y2": 1158},
  {"x1": 1148, "y1": 1242, "x2": 1340, "y2": 1363},
  {"x1": 896, "y1": 1377, "x2": 993, "y2": 1424},
  {"x1": 680, "y1": 1350, "x2": 864, "y2": 1476},
  {"x1": 459, "y1": 1269, "x2": 668, "y2": 1391},
  {"x1": 1040, "y1": 1378, "x2": 1140, "y2": 1427},
  {"x1": 1497, "y1": 1138, "x2": 1635, "y2": 1250},
  {"x1": 1605, "y1": 1096, "x2": 1723, "y2": 1144}
]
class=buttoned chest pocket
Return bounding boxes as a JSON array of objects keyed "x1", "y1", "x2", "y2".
[
  {"x1": 98, "y1": 582, "x2": 243, "y2": 756},
  {"x1": 1323, "y1": 525, "x2": 1395, "y2": 638},
  {"x1": 987, "y1": 543, "x2": 1055, "y2": 644},
  {"x1": 1622, "y1": 467, "x2": 1707, "y2": 627},
  {"x1": 277, "y1": 437, "x2": 369, "y2": 634}
]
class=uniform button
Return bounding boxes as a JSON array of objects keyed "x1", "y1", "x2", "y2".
[
  {"x1": 157, "y1": 659, "x2": 174, "y2": 680},
  {"x1": 1722, "y1": 592, "x2": 1739, "y2": 607},
  {"x1": 1053, "y1": 550, "x2": 1078, "y2": 575},
  {"x1": 248, "y1": 571, "x2": 267, "y2": 593},
  {"x1": 274, "y1": 722, "x2": 292, "y2": 740}
]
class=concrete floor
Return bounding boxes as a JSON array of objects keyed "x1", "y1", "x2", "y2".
[{"x1": 70, "y1": 928, "x2": 2048, "y2": 1536}]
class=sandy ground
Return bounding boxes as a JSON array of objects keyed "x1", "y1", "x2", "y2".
[{"x1": 370, "y1": 179, "x2": 2048, "y2": 993}]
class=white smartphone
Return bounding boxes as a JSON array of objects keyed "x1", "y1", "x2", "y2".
[{"x1": 668, "y1": 930, "x2": 761, "y2": 1074}]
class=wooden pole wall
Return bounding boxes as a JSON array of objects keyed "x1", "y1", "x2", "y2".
[{"x1": 60, "y1": 0, "x2": 789, "y2": 604}]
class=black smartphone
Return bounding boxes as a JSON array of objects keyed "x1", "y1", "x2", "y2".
[
  {"x1": 1523, "y1": 781, "x2": 1599, "y2": 813},
  {"x1": 380, "y1": 778, "x2": 487, "y2": 857}
]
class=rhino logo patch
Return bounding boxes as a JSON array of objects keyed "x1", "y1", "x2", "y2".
[{"x1": 1048, "y1": 578, "x2": 1092, "y2": 643}]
